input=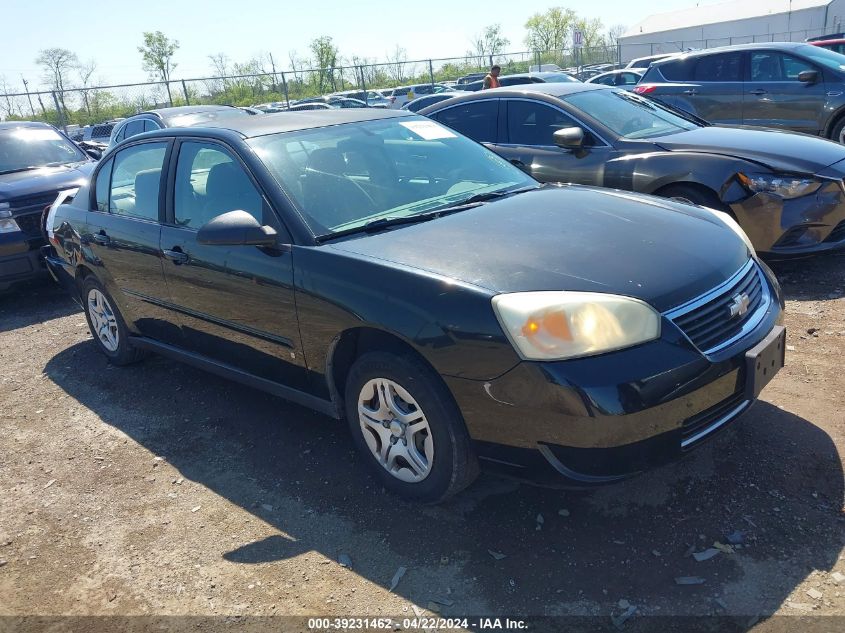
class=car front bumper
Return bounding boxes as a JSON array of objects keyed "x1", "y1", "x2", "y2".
[
  {"x1": 728, "y1": 177, "x2": 845, "y2": 256},
  {"x1": 444, "y1": 262, "x2": 785, "y2": 486}
]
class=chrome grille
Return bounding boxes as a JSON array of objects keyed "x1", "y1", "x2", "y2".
[
  {"x1": 10, "y1": 192, "x2": 58, "y2": 213},
  {"x1": 665, "y1": 260, "x2": 768, "y2": 355}
]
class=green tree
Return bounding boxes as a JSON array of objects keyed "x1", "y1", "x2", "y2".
[
  {"x1": 524, "y1": 7, "x2": 578, "y2": 52},
  {"x1": 469, "y1": 24, "x2": 510, "y2": 60},
  {"x1": 138, "y1": 31, "x2": 179, "y2": 105},
  {"x1": 310, "y1": 36, "x2": 340, "y2": 92}
]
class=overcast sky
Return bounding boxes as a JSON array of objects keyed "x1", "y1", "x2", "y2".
[{"x1": 1, "y1": 0, "x2": 697, "y2": 92}]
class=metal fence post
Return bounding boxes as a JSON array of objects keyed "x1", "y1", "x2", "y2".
[
  {"x1": 181, "y1": 79, "x2": 190, "y2": 105},
  {"x1": 280, "y1": 71, "x2": 290, "y2": 108},
  {"x1": 50, "y1": 91, "x2": 66, "y2": 132},
  {"x1": 428, "y1": 60, "x2": 434, "y2": 86}
]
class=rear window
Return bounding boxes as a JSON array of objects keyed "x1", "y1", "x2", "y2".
[{"x1": 658, "y1": 60, "x2": 694, "y2": 81}]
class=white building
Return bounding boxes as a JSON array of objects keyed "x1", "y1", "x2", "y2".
[{"x1": 619, "y1": 0, "x2": 845, "y2": 62}]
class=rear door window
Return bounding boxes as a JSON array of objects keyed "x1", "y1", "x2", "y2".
[
  {"x1": 429, "y1": 100, "x2": 499, "y2": 142},
  {"x1": 108, "y1": 142, "x2": 168, "y2": 221},
  {"x1": 658, "y1": 60, "x2": 694, "y2": 81},
  {"x1": 694, "y1": 53, "x2": 743, "y2": 81}
]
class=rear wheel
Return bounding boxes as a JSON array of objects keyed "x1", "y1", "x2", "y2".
[
  {"x1": 81, "y1": 276, "x2": 145, "y2": 365},
  {"x1": 345, "y1": 351, "x2": 478, "y2": 503}
]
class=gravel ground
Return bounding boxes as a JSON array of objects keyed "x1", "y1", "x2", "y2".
[{"x1": 1, "y1": 253, "x2": 844, "y2": 632}]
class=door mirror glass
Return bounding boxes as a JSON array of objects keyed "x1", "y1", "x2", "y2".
[
  {"x1": 197, "y1": 210, "x2": 278, "y2": 246},
  {"x1": 798, "y1": 69, "x2": 819, "y2": 84},
  {"x1": 553, "y1": 126, "x2": 585, "y2": 149}
]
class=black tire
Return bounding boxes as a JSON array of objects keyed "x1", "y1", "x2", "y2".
[
  {"x1": 81, "y1": 276, "x2": 145, "y2": 366},
  {"x1": 658, "y1": 184, "x2": 729, "y2": 213},
  {"x1": 344, "y1": 351, "x2": 479, "y2": 503}
]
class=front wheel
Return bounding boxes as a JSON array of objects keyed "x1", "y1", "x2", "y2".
[{"x1": 345, "y1": 351, "x2": 478, "y2": 503}]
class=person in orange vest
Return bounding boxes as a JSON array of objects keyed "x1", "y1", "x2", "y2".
[{"x1": 482, "y1": 65, "x2": 501, "y2": 90}]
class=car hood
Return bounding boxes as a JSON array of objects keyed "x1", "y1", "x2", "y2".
[
  {"x1": 0, "y1": 161, "x2": 95, "y2": 203},
  {"x1": 652, "y1": 126, "x2": 845, "y2": 173},
  {"x1": 331, "y1": 186, "x2": 750, "y2": 313}
]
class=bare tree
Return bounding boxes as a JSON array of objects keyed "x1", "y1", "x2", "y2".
[
  {"x1": 385, "y1": 45, "x2": 408, "y2": 83},
  {"x1": 207, "y1": 53, "x2": 231, "y2": 94},
  {"x1": 288, "y1": 50, "x2": 308, "y2": 84},
  {"x1": 35, "y1": 47, "x2": 78, "y2": 117},
  {"x1": 0, "y1": 75, "x2": 21, "y2": 119},
  {"x1": 138, "y1": 31, "x2": 179, "y2": 105},
  {"x1": 77, "y1": 59, "x2": 97, "y2": 117}
]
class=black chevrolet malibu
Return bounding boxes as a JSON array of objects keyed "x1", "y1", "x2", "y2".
[
  {"x1": 420, "y1": 83, "x2": 845, "y2": 256},
  {"x1": 45, "y1": 109, "x2": 785, "y2": 502}
]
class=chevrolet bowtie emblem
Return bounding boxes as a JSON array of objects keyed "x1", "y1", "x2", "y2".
[{"x1": 728, "y1": 292, "x2": 751, "y2": 318}]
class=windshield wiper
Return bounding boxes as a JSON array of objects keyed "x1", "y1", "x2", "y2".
[
  {"x1": 315, "y1": 186, "x2": 540, "y2": 242},
  {"x1": 432, "y1": 185, "x2": 540, "y2": 212}
]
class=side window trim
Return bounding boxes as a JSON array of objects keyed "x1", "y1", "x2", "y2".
[
  {"x1": 91, "y1": 138, "x2": 173, "y2": 223},
  {"x1": 501, "y1": 98, "x2": 611, "y2": 149}
]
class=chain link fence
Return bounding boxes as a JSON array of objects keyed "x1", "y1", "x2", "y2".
[{"x1": 0, "y1": 45, "x2": 621, "y2": 134}]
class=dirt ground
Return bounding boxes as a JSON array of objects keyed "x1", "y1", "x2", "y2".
[{"x1": 1, "y1": 252, "x2": 844, "y2": 633}]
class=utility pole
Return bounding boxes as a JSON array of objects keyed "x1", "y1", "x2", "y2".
[
  {"x1": 21, "y1": 76, "x2": 36, "y2": 117},
  {"x1": 268, "y1": 52, "x2": 279, "y2": 93}
]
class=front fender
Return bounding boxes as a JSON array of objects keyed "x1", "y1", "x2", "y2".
[
  {"x1": 292, "y1": 246, "x2": 521, "y2": 390},
  {"x1": 604, "y1": 151, "x2": 760, "y2": 204}
]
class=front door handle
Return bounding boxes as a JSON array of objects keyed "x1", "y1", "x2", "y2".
[
  {"x1": 682, "y1": 88, "x2": 698, "y2": 96},
  {"x1": 93, "y1": 231, "x2": 110, "y2": 245},
  {"x1": 163, "y1": 248, "x2": 189, "y2": 265},
  {"x1": 749, "y1": 89, "x2": 768, "y2": 96}
]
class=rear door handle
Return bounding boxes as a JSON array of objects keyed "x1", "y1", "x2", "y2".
[
  {"x1": 682, "y1": 89, "x2": 698, "y2": 96},
  {"x1": 749, "y1": 89, "x2": 768, "y2": 96},
  {"x1": 93, "y1": 231, "x2": 110, "y2": 245},
  {"x1": 163, "y1": 249, "x2": 189, "y2": 265}
]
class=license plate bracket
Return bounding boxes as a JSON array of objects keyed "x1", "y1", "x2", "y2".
[{"x1": 745, "y1": 325, "x2": 786, "y2": 400}]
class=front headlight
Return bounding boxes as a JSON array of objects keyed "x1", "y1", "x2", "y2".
[
  {"x1": 492, "y1": 291, "x2": 661, "y2": 361},
  {"x1": 0, "y1": 202, "x2": 21, "y2": 234},
  {"x1": 738, "y1": 172, "x2": 822, "y2": 199}
]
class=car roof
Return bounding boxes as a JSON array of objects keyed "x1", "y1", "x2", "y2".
[
  {"x1": 458, "y1": 82, "x2": 609, "y2": 98},
  {"x1": 652, "y1": 41, "x2": 808, "y2": 65},
  {"x1": 0, "y1": 121, "x2": 54, "y2": 131},
  {"x1": 135, "y1": 108, "x2": 414, "y2": 140},
  {"x1": 811, "y1": 39, "x2": 845, "y2": 45},
  {"x1": 137, "y1": 105, "x2": 244, "y2": 124}
]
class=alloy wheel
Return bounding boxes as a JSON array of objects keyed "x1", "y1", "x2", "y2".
[
  {"x1": 87, "y1": 288, "x2": 120, "y2": 352},
  {"x1": 357, "y1": 378, "x2": 434, "y2": 483}
]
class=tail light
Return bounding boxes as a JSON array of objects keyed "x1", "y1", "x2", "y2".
[{"x1": 633, "y1": 85, "x2": 657, "y2": 95}]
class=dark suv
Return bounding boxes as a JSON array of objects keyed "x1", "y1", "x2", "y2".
[
  {"x1": 635, "y1": 42, "x2": 845, "y2": 141},
  {"x1": 0, "y1": 122, "x2": 95, "y2": 291}
]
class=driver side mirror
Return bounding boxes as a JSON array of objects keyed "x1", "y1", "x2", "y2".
[
  {"x1": 798, "y1": 70, "x2": 819, "y2": 84},
  {"x1": 84, "y1": 148, "x2": 102, "y2": 160},
  {"x1": 197, "y1": 210, "x2": 278, "y2": 246},
  {"x1": 553, "y1": 126, "x2": 585, "y2": 150}
]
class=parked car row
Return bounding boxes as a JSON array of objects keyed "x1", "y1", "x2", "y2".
[{"x1": 13, "y1": 39, "x2": 845, "y2": 503}]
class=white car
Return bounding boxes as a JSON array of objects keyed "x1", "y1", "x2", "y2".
[{"x1": 385, "y1": 84, "x2": 454, "y2": 109}]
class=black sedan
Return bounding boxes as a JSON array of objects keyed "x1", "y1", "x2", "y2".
[
  {"x1": 420, "y1": 83, "x2": 845, "y2": 256},
  {"x1": 45, "y1": 109, "x2": 784, "y2": 502}
]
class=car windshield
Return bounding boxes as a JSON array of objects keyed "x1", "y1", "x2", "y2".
[
  {"x1": 249, "y1": 116, "x2": 537, "y2": 237},
  {"x1": 564, "y1": 89, "x2": 700, "y2": 139},
  {"x1": 0, "y1": 127, "x2": 86, "y2": 174},
  {"x1": 795, "y1": 43, "x2": 845, "y2": 72}
]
